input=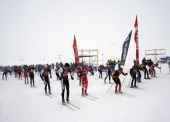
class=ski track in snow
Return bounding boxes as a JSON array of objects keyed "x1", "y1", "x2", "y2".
[{"x1": 0, "y1": 64, "x2": 170, "y2": 122}]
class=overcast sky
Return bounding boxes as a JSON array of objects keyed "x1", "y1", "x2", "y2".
[{"x1": 0, "y1": 0, "x2": 170, "y2": 66}]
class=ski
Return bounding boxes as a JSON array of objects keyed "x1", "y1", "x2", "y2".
[
  {"x1": 68, "y1": 102, "x2": 80, "y2": 109},
  {"x1": 84, "y1": 96, "x2": 95, "y2": 101},
  {"x1": 50, "y1": 94, "x2": 57, "y2": 98},
  {"x1": 121, "y1": 93, "x2": 137, "y2": 97},
  {"x1": 64, "y1": 104, "x2": 75, "y2": 111},
  {"x1": 131, "y1": 87, "x2": 149, "y2": 91},
  {"x1": 87, "y1": 95, "x2": 98, "y2": 99},
  {"x1": 33, "y1": 86, "x2": 38, "y2": 89},
  {"x1": 45, "y1": 93, "x2": 53, "y2": 98},
  {"x1": 62, "y1": 103, "x2": 75, "y2": 111},
  {"x1": 118, "y1": 94, "x2": 133, "y2": 98}
]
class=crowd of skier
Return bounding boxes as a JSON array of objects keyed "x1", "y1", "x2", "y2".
[{"x1": 0, "y1": 57, "x2": 163, "y2": 105}]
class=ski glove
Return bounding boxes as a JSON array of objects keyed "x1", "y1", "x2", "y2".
[
  {"x1": 59, "y1": 77, "x2": 61, "y2": 80},
  {"x1": 71, "y1": 76, "x2": 74, "y2": 80},
  {"x1": 50, "y1": 75, "x2": 52, "y2": 78}
]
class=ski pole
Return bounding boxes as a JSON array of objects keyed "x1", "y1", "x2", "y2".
[
  {"x1": 128, "y1": 77, "x2": 132, "y2": 87},
  {"x1": 121, "y1": 75, "x2": 127, "y2": 86},
  {"x1": 71, "y1": 78, "x2": 79, "y2": 85},
  {"x1": 107, "y1": 82, "x2": 114, "y2": 93},
  {"x1": 95, "y1": 73, "x2": 99, "y2": 79}
]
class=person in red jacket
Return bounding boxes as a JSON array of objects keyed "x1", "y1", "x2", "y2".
[
  {"x1": 16, "y1": 66, "x2": 23, "y2": 80},
  {"x1": 149, "y1": 63, "x2": 161, "y2": 77},
  {"x1": 23, "y1": 66, "x2": 29, "y2": 84},
  {"x1": 112, "y1": 67, "x2": 128, "y2": 93},
  {"x1": 79, "y1": 64, "x2": 92, "y2": 96}
]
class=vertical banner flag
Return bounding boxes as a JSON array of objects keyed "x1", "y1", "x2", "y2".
[
  {"x1": 73, "y1": 35, "x2": 79, "y2": 65},
  {"x1": 120, "y1": 31, "x2": 132, "y2": 66},
  {"x1": 134, "y1": 15, "x2": 139, "y2": 64}
]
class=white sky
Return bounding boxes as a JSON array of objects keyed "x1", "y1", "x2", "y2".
[{"x1": 0, "y1": 0, "x2": 170, "y2": 66}]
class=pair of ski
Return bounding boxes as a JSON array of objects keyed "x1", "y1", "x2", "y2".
[
  {"x1": 104, "y1": 82, "x2": 112, "y2": 84},
  {"x1": 116, "y1": 92, "x2": 137, "y2": 98},
  {"x1": 129, "y1": 86, "x2": 149, "y2": 91},
  {"x1": 45, "y1": 93, "x2": 57, "y2": 98},
  {"x1": 63, "y1": 101, "x2": 80, "y2": 111},
  {"x1": 30, "y1": 86, "x2": 38, "y2": 89},
  {"x1": 83, "y1": 94, "x2": 98, "y2": 101}
]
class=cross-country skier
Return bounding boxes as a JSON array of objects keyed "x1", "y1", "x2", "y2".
[
  {"x1": 78, "y1": 64, "x2": 92, "y2": 97},
  {"x1": 55, "y1": 64, "x2": 60, "y2": 80},
  {"x1": 2, "y1": 67, "x2": 7, "y2": 80},
  {"x1": 41, "y1": 64, "x2": 52, "y2": 94},
  {"x1": 59, "y1": 63, "x2": 74, "y2": 104},
  {"x1": 149, "y1": 63, "x2": 161, "y2": 77},
  {"x1": 104, "y1": 65, "x2": 112, "y2": 83},
  {"x1": 98, "y1": 65, "x2": 103, "y2": 78},
  {"x1": 28, "y1": 65, "x2": 37, "y2": 87},
  {"x1": 23, "y1": 65, "x2": 29, "y2": 84},
  {"x1": 112, "y1": 67, "x2": 128, "y2": 93},
  {"x1": 130, "y1": 65, "x2": 138, "y2": 88},
  {"x1": 141, "y1": 62, "x2": 150, "y2": 79},
  {"x1": 76, "y1": 64, "x2": 82, "y2": 86},
  {"x1": 16, "y1": 66, "x2": 23, "y2": 80}
]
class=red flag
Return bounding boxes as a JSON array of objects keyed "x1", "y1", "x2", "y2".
[
  {"x1": 73, "y1": 35, "x2": 79, "y2": 65},
  {"x1": 134, "y1": 15, "x2": 139, "y2": 64}
]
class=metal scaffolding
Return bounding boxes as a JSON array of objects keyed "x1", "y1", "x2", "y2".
[
  {"x1": 78, "y1": 49, "x2": 98, "y2": 66},
  {"x1": 145, "y1": 49, "x2": 166, "y2": 63}
]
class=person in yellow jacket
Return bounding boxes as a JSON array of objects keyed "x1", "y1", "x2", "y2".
[{"x1": 117, "y1": 60, "x2": 121, "y2": 69}]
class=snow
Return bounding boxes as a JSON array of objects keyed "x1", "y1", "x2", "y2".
[{"x1": 0, "y1": 64, "x2": 170, "y2": 122}]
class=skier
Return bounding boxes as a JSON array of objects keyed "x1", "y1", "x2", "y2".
[
  {"x1": 76, "y1": 64, "x2": 82, "y2": 86},
  {"x1": 55, "y1": 64, "x2": 60, "y2": 80},
  {"x1": 78, "y1": 64, "x2": 92, "y2": 97},
  {"x1": 2, "y1": 67, "x2": 7, "y2": 80},
  {"x1": 150, "y1": 63, "x2": 161, "y2": 77},
  {"x1": 112, "y1": 67, "x2": 128, "y2": 93},
  {"x1": 104, "y1": 65, "x2": 112, "y2": 84},
  {"x1": 23, "y1": 65, "x2": 29, "y2": 84},
  {"x1": 98, "y1": 65, "x2": 103, "y2": 79},
  {"x1": 41, "y1": 64, "x2": 52, "y2": 94},
  {"x1": 28, "y1": 65, "x2": 37, "y2": 87},
  {"x1": 16, "y1": 66, "x2": 23, "y2": 80},
  {"x1": 142, "y1": 62, "x2": 150, "y2": 79},
  {"x1": 130, "y1": 65, "x2": 138, "y2": 88},
  {"x1": 59, "y1": 63, "x2": 74, "y2": 104},
  {"x1": 117, "y1": 59, "x2": 121, "y2": 69},
  {"x1": 167, "y1": 57, "x2": 170, "y2": 73}
]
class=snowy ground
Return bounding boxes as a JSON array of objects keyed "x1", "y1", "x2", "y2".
[{"x1": 0, "y1": 64, "x2": 170, "y2": 122}]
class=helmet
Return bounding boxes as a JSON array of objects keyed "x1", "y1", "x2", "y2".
[
  {"x1": 119, "y1": 67, "x2": 123, "y2": 70},
  {"x1": 64, "y1": 63, "x2": 69, "y2": 68}
]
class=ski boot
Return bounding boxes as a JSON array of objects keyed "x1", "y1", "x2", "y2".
[
  {"x1": 85, "y1": 92, "x2": 88, "y2": 95},
  {"x1": 130, "y1": 85, "x2": 134, "y2": 88},
  {"x1": 66, "y1": 97, "x2": 69, "y2": 103},
  {"x1": 104, "y1": 79, "x2": 106, "y2": 84},
  {"x1": 62, "y1": 99, "x2": 66, "y2": 105},
  {"x1": 49, "y1": 91, "x2": 52, "y2": 95},
  {"x1": 109, "y1": 81, "x2": 112, "y2": 84},
  {"x1": 134, "y1": 85, "x2": 138, "y2": 88},
  {"x1": 82, "y1": 92, "x2": 85, "y2": 97},
  {"x1": 115, "y1": 90, "x2": 118, "y2": 94},
  {"x1": 119, "y1": 89, "x2": 122, "y2": 93}
]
